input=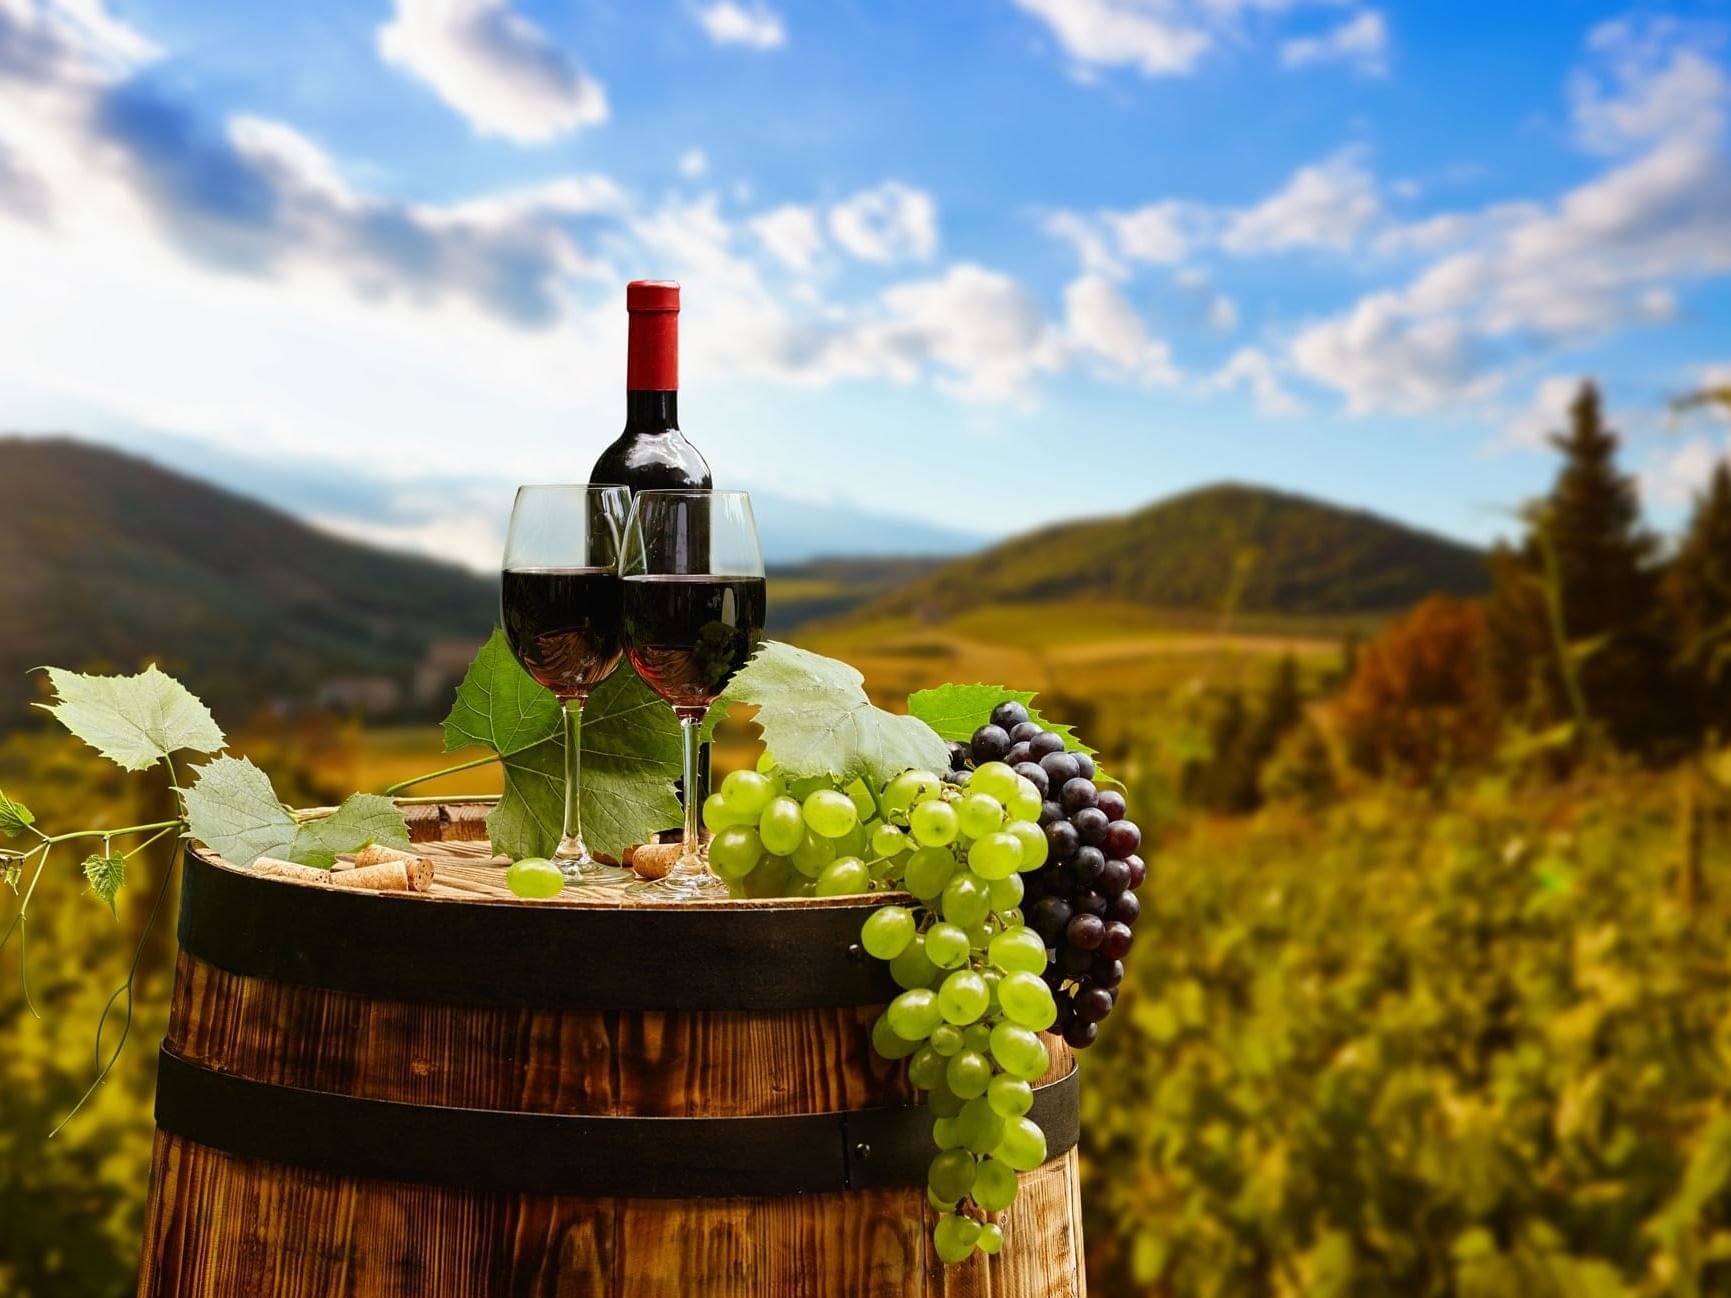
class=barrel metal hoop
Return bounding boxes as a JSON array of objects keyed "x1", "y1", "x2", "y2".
[
  {"x1": 154, "y1": 1048, "x2": 1081, "y2": 1198},
  {"x1": 175, "y1": 846, "x2": 899, "y2": 1011}
]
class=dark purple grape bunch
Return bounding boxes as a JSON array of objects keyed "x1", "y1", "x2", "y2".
[{"x1": 953, "y1": 700, "x2": 1144, "y2": 1050}]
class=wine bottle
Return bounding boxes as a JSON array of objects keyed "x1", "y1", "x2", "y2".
[{"x1": 591, "y1": 280, "x2": 712, "y2": 493}]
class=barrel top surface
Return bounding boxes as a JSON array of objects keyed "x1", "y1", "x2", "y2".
[{"x1": 178, "y1": 800, "x2": 908, "y2": 1011}]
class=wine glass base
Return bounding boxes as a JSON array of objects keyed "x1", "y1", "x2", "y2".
[
  {"x1": 625, "y1": 869, "x2": 731, "y2": 902},
  {"x1": 555, "y1": 854, "x2": 634, "y2": 886}
]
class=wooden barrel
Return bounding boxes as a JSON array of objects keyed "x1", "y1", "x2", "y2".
[{"x1": 136, "y1": 802, "x2": 1087, "y2": 1297}]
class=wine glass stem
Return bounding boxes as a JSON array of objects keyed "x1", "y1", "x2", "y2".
[
  {"x1": 676, "y1": 708, "x2": 705, "y2": 871},
  {"x1": 561, "y1": 695, "x2": 585, "y2": 858}
]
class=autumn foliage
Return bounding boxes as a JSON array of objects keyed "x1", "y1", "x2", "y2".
[{"x1": 1336, "y1": 595, "x2": 1496, "y2": 783}]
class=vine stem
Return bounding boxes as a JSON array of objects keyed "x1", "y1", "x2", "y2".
[
  {"x1": 36, "y1": 821, "x2": 183, "y2": 846},
  {"x1": 382, "y1": 752, "x2": 501, "y2": 797}
]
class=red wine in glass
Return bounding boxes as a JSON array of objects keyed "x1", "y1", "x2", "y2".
[
  {"x1": 622, "y1": 574, "x2": 766, "y2": 709},
  {"x1": 501, "y1": 567, "x2": 623, "y2": 699}
]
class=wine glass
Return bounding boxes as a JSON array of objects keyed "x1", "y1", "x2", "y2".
[
  {"x1": 501, "y1": 484, "x2": 634, "y2": 886},
  {"x1": 619, "y1": 490, "x2": 766, "y2": 901}
]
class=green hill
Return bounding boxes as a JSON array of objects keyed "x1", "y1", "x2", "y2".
[
  {"x1": 0, "y1": 437, "x2": 496, "y2": 724},
  {"x1": 848, "y1": 483, "x2": 1490, "y2": 624}
]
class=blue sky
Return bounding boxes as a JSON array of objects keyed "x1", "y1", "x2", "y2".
[{"x1": 0, "y1": 0, "x2": 1728, "y2": 568}]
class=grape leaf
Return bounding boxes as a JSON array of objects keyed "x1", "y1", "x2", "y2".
[
  {"x1": 709, "y1": 641, "x2": 949, "y2": 787},
  {"x1": 442, "y1": 632, "x2": 682, "y2": 860},
  {"x1": 37, "y1": 665, "x2": 225, "y2": 772},
  {"x1": 182, "y1": 757, "x2": 412, "y2": 868},
  {"x1": 181, "y1": 755, "x2": 297, "y2": 867},
  {"x1": 907, "y1": 682, "x2": 1100, "y2": 759},
  {"x1": 0, "y1": 787, "x2": 34, "y2": 838},
  {"x1": 443, "y1": 629, "x2": 561, "y2": 756},
  {"x1": 82, "y1": 854, "x2": 125, "y2": 916},
  {"x1": 291, "y1": 794, "x2": 413, "y2": 866}
]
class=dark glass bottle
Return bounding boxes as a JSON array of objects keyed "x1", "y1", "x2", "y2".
[
  {"x1": 593, "y1": 280, "x2": 715, "y2": 813},
  {"x1": 591, "y1": 280, "x2": 712, "y2": 493}
]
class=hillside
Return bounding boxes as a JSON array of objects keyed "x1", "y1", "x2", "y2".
[
  {"x1": 846, "y1": 483, "x2": 1490, "y2": 623},
  {"x1": 0, "y1": 437, "x2": 497, "y2": 723}
]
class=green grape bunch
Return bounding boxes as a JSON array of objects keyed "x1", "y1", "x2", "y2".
[{"x1": 699, "y1": 743, "x2": 1070, "y2": 1265}]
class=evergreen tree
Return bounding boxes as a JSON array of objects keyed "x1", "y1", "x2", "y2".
[
  {"x1": 1665, "y1": 461, "x2": 1731, "y2": 738},
  {"x1": 1482, "y1": 383, "x2": 1681, "y2": 756}
]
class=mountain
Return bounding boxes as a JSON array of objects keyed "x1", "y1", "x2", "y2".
[
  {"x1": 0, "y1": 437, "x2": 497, "y2": 723},
  {"x1": 843, "y1": 483, "x2": 1491, "y2": 623}
]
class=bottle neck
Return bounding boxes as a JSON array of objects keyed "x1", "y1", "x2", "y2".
[{"x1": 625, "y1": 390, "x2": 679, "y2": 431}]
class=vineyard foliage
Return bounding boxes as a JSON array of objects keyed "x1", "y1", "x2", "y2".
[{"x1": 1084, "y1": 775, "x2": 1731, "y2": 1297}]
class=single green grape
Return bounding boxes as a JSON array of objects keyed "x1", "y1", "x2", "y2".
[
  {"x1": 994, "y1": 1117, "x2": 1048, "y2": 1172},
  {"x1": 956, "y1": 792, "x2": 1005, "y2": 840},
  {"x1": 739, "y1": 853, "x2": 792, "y2": 899},
  {"x1": 869, "y1": 822, "x2": 909, "y2": 860},
  {"x1": 904, "y1": 846, "x2": 957, "y2": 901},
  {"x1": 926, "y1": 1079, "x2": 965, "y2": 1118},
  {"x1": 871, "y1": 1012, "x2": 921, "y2": 1060},
  {"x1": 708, "y1": 825, "x2": 764, "y2": 880},
  {"x1": 987, "y1": 1074, "x2": 1034, "y2": 1118},
  {"x1": 977, "y1": 1222, "x2": 1004, "y2": 1255},
  {"x1": 803, "y1": 789, "x2": 859, "y2": 839},
  {"x1": 833, "y1": 819, "x2": 869, "y2": 860},
  {"x1": 928, "y1": 1188, "x2": 958, "y2": 1213},
  {"x1": 755, "y1": 750, "x2": 778, "y2": 774},
  {"x1": 1007, "y1": 777, "x2": 1044, "y2": 824},
  {"x1": 758, "y1": 796, "x2": 806, "y2": 856},
  {"x1": 887, "y1": 988, "x2": 943, "y2": 1040},
  {"x1": 988, "y1": 925, "x2": 1049, "y2": 975},
  {"x1": 967, "y1": 832, "x2": 1023, "y2": 881},
  {"x1": 938, "y1": 970, "x2": 990, "y2": 1024},
  {"x1": 971, "y1": 761, "x2": 1020, "y2": 804},
  {"x1": 988, "y1": 1021, "x2": 1049, "y2": 1081},
  {"x1": 931, "y1": 1116, "x2": 963, "y2": 1151},
  {"x1": 701, "y1": 793, "x2": 737, "y2": 832},
  {"x1": 965, "y1": 919, "x2": 997, "y2": 951},
  {"x1": 998, "y1": 971, "x2": 1058, "y2": 1031},
  {"x1": 962, "y1": 1022, "x2": 993, "y2": 1055},
  {"x1": 908, "y1": 1045, "x2": 947, "y2": 1091},
  {"x1": 924, "y1": 922, "x2": 970, "y2": 969},
  {"x1": 941, "y1": 873, "x2": 991, "y2": 928},
  {"x1": 955, "y1": 1096, "x2": 1007, "y2": 1154},
  {"x1": 861, "y1": 905, "x2": 916, "y2": 960},
  {"x1": 505, "y1": 858, "x2": 563, "y2": 900},
  {"x1": 816, "y1": 856, "x2": 870, "y2": 896},
  {"x1": 929, "y1": 1023, "x2": 965, "y2": 1056},
  {"x1": 790, "y1": 828, "x2": 835, "y2": 878},
  {"x1": 946, "y1": 1049, "x2": 991, "y2": 1099},
  {"x1": 980, "y1": 967, "x2": 1002, "y2": 1012},
  {"x1": 972, "y1": 1156, "x2": 1019, "y2": 1212},
  {"x1": 889, "y1": 934, "x2": 940, "y2": 990},
  {"x1": 720, "y1": 769, "x2": 776, "y2": 818},
  {"x1": 932, "y1": 1213, "x2": 981, "y2": 1264},
  {"x1": 883, "y1": 769, "x2": 941, "y2": 817},
  {"x1": 1006, "y1": 819, "x2": 1048, "y2": 871},
  {"x1": 927, "y1": 1149, "x2": 976, "y2": 1203},
  {"x1": 987, "y1": 873, "x2": 1025, "y2": 912},
  {"x1": 910, "y1": 799, "x2": 959, "y2": 847}
]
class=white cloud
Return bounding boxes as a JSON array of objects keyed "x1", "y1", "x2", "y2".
[
  {"x1": 1572, "y1": 17, "x2": 1727, "y2": 154},
  {"x1": 1221, "y1": 150, "x2": 1381, "y2": 254},
  {"x1": 1289, "y1": 291, "x2": 1496, "y2": 414},
  {"x1": 828, "y1": 182, "x2": 938, "y2": 264},
  {"x1": 1497, "y1": 374, "x2": 1590, "y2": 450},
  {"x1": 1042, "y1": 211, "x2": 1125, "y2": 278},
  {"x1": 1063, "y1": 273, "x2": 1179, "y2": 385},
  {"x1": 748, "y1": 204, "x2": 825, "y2": 272},
  {"x1": 1642, "y1": 434, "x2": 1728, "y2": 507},
  {"x1": 1107, "y1": 201, "x2": 1205, "y2": 265},
  {"x1": 678, "y1": 147, "x2": 708, "y2": 178},
  {"x1": 1208, "y1": 346, "x2": 1303, "y2": 416},
  {"x1": 1011, "y1": 0, "x2": 1210, "y2": 77},
  {"x1": 31, "y1": 0, "x2": 160, "y2": 69},
  {"x1": 376, "y1": 0, "x2": 607, "y2": 144},
  {"x1": 695, "y1": 1, "x2": 786, "y2": 50},
  {"x1": 1281, "y1": 10, "x2": 1388, "y2": 77}
]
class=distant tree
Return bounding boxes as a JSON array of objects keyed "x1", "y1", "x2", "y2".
[
  {"x1": 1186, "y1": 657, "x2": 1306, "y2": 814},
  {"x1": 1338, "y1": 595, "x2": 1497, "y2": 784},
  {"x1": 1260, "y1": 719, "x2": 1340, "y2": 808},
  {"x1": 1665, "y1": 461, "x2": 1731, "y2": 738},
  {"x1": 1482, "y1": 382, "x2": 1682, "y2": 757}
]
